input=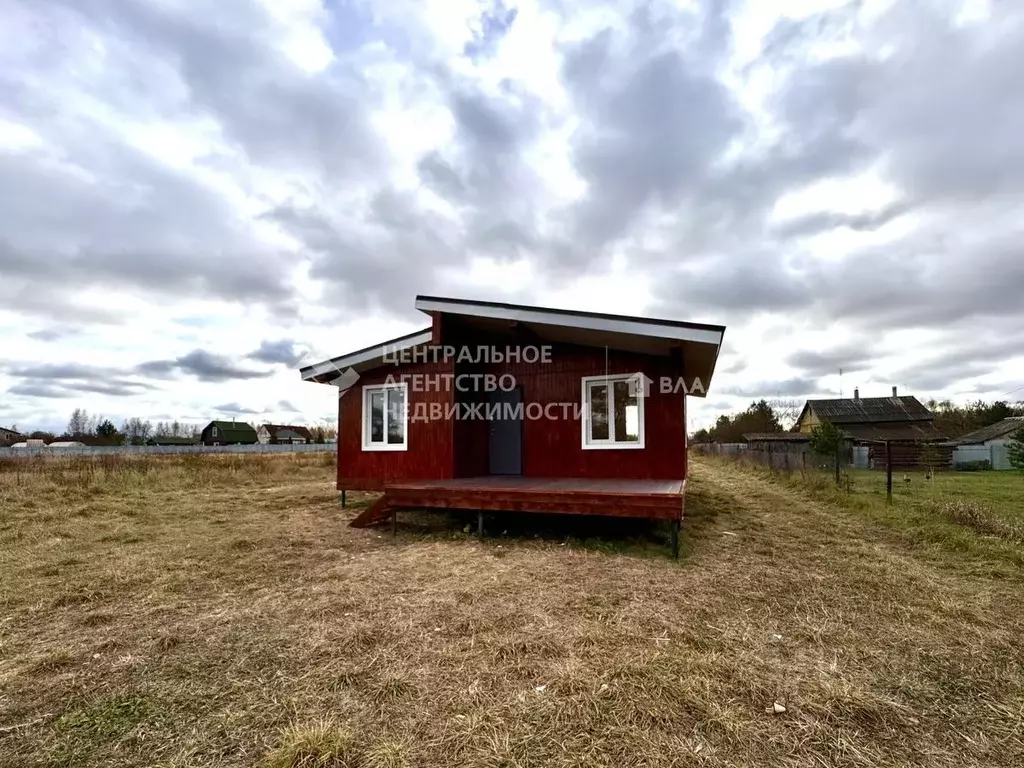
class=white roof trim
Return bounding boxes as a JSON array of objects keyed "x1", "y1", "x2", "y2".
[
  {"x1": 301, "y1": 330, "x2": 433, "y2": 382},
  {"x1": 415, "y1": 298, "x2": 723, "y2": 347}
]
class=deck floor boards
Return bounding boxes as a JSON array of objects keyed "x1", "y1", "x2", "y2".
[
  {"x1": 380, "y1": 476, "x2": 686, "y2": 521},
  {"x1": 386, "y1": 476, "x2": 683, "y2": 495}
]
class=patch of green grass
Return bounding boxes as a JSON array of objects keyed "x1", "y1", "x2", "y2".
[
  {"x1": 51, "y1": 694, "x2": 154, "y2": 766},
  {"x1": 758, "y1": 464, "x2": 1024, "y2": 569}
]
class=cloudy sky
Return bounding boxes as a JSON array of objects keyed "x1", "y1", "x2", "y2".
[{"x1": 1, "y1": 0, "x2": 1022, "y2": 435}]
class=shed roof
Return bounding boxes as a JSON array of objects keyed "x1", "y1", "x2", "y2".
[
  {"x1": 949, "y1": 417, "x2": 1024, "y2": 445},
  {"x1": 206, "y1": 421, "x2": 257, "y2": 442},
  {"x1": 301, "y1": 295, "x2": 727, "y2": 397},
  {"x1": 803, "y1": 396, "x2": 933, "y2": 425}
]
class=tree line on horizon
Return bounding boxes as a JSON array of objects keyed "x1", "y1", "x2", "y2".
[
  {"x1": 692, "y1": 398, "x2": 1024, "y2": 444},
  {"x1": 1, "y1": 409, "x2": 337, "y2": 446}
]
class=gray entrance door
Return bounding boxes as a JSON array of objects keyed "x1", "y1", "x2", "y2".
[{"x1": 488, "y1": 388, "x2": 523, "y2": 475}]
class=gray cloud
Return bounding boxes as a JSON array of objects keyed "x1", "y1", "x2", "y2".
[
  {"x1": 787, "y1": 344, "x2": 877, "y2": 378},
  {"x1": 0, "y1": 0, "x2": 391, "y2": 324},
  {"x1": 5, "y1": 364, "x2": 160, "y2": 399},
  {"x1": 211, "y1": 402, "x2": 261, "y2": 415},
  {"x1": 887, "y1": 329, "x2": 1024, "y2": 396},
  {"x1": 137, "y1": 350, "x2": 273, "y2": 382},
  {"x1": 719, "y1": 377, "x2": 820, "y2": 399},
  {"x1": 635, "y1": 1, "x2": 1024, "y2": 335},
  {"x1": 248, "y1": 340, "x2": 308, "y2": 368},
  {"x1": 7, "y1": 383, "x2": 71, "y2": 400},
  {"x1": 26, "y1": 328, "x2": 76, "y2": 342}
]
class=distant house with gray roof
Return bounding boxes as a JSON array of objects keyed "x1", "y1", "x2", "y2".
[
  {"x1": 257, "y1": 424, "x2": 312, "y2": 445},
  {"x1": 796, "y1": 387, "x2": 949, "y2": 470}
]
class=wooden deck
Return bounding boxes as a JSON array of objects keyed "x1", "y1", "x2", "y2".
[{"x1": 349, "y1": 476, "x2": 687, "y2": 556}]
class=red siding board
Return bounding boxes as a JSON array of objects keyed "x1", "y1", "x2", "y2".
[
  {"x1": 337, "y1": 360, "x2": 454, "y2": 488},
  {"x1": 492, "y1": 349, "x2": 686, "y2": 480},
  {"x1": 335, "y1": 339, "x2": 689, "y2": 489}
]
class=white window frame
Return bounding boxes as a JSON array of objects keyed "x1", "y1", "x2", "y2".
[
  {"x1": 581, "y1": 373, "x2": 646, "y2": 450},
  {"x1": 361, "y1": 382, "x2": 409, "y2": 452}
]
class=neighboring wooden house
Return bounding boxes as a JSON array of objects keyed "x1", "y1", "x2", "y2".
[
  {"x1": 257, "y1": 424, "x2": 313, "y2": 445},
  {"x1": 300, "y1": 295, "x2": 727, "y2": 557},
  {"x1": 0, "y1": 427, "x2": 24, "y2": 447},
  {"x1": 796, "y1": 387, "x2": 949, "y2": 470},
  {"x1": 200, "y1": 420, "x2": 258, "y2": 446}
]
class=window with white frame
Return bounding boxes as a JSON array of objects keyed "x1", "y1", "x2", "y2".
[
  {"x1": 581, "y1": 374, "x2": 644, "y2": 449},
  {"x1": 361, "y1": 383, "x2": 408, "y2": 451}
]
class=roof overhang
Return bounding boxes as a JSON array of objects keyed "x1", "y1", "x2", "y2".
[
  {"x1": 300, "y1": 328, "x2": 433, "y2": 384},
  {"x1": 416, "y1": 295, "x2": 726, "y2": 396}
]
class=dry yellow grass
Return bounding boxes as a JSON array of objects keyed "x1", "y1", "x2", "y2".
[{"x1": 0, "y1": 452, "x2": 1021, "y2": 767}]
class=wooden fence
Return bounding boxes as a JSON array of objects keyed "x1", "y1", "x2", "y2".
[{"x1": 693, "y1": 442, "x2": 843, "y2": 472}]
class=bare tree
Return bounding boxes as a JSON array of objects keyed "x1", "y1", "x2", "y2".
[
  {"x1": 67, "y1": 408, "x2": 89, "y2": 437},
  {"x1": 121, "y1": 417, "x2": 154, "y2": 445},
  {"x1": 768, "y1": 398, "x2": 802, "y2": 430}
]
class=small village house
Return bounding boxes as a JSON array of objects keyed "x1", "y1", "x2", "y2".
[
  {"x1": 257, "y1": 424, "x2": 313, "y2": 445},
  {"x1": 200, "y1": 420, "x2": 258, "y2": 446},
  {"x1": 301, "y1": 295, "x2": 726, "y2": 557},
  {"x1": 797, "y1": 387, "x2": 949, "y2": 470},
  {"x1": 0, "y1": 427, "x2": 24, "y2": 447}
]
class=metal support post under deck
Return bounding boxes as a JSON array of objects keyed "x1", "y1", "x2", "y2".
[
  {"x1": 340, "y1": 490, "x2": 346, "y2": 509},
  {"x1": 477, "y1": 511, "x2": 484, "y2": 539}
]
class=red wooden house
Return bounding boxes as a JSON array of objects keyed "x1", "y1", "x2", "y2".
[{"x1": 301, "y1": 296, "x2": 726, "y2": 556}]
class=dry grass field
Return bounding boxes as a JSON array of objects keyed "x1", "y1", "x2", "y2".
[{"x1": 1, "y1": 452, "x2": 1022, "y2": 767}]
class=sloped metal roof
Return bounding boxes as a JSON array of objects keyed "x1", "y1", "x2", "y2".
[
  {"x1": 806, "y1": 396, "x2": 933, "y2": 424},
  {"x1": 949, "y1": 416, "x2": 1024, "y2": 445}
]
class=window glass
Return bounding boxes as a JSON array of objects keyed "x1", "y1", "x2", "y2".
[
  {"x1": 613, "y1": 381, "x2": 639, "y2": 442},
  {"x1": 369, "y1": 390, "x2": 385, "y2": 443},
  {"x1": 387, "y1": 387, "x2": 405, "y2": 444},
  {"x1": 589, "y1": 383, "x2": 609, "y2": 441}
]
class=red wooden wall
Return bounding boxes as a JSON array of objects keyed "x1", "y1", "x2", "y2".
[
  {"x1": 337, "y1": 359, "x2": 454, "y2": 489},
  {"x1": 469, "y1": 347, "x2": 687, "y2": 480},
  {"x1": 336, "y1": 327, "x2": 689, "y2": 489}
]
